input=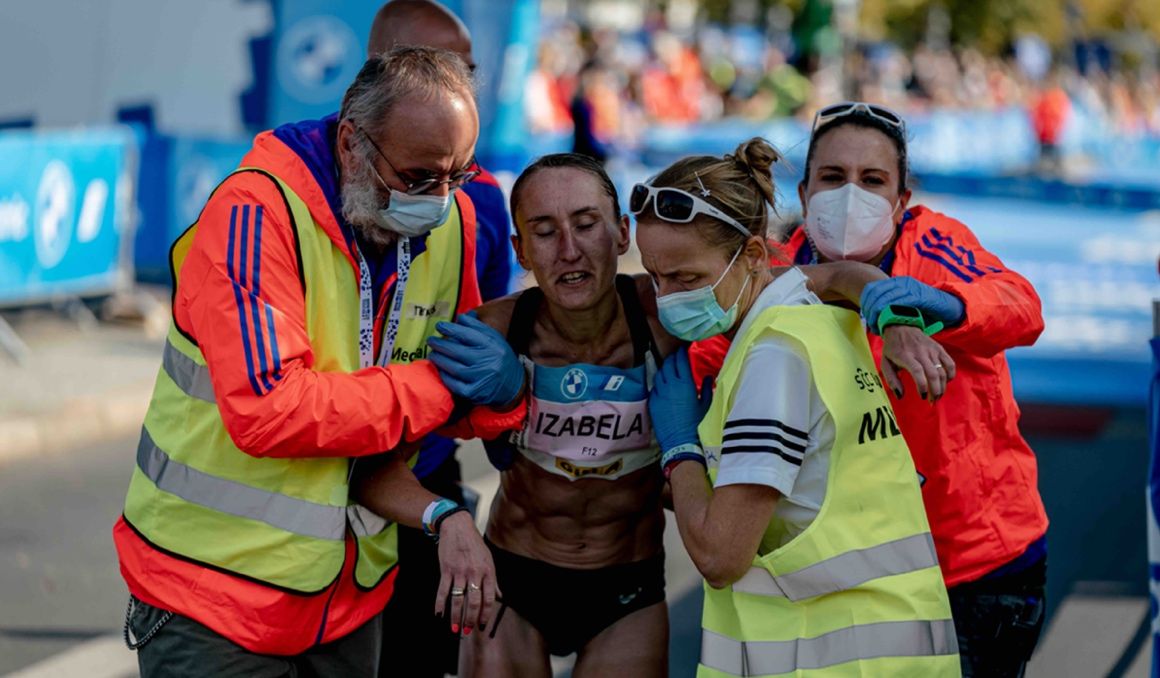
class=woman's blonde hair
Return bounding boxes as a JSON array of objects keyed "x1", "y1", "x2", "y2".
[{"x1": 646, "y1": 137, "x2": 781, "y2": 253}]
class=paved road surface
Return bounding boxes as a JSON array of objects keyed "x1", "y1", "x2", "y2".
[{"x1": 0, "y1": 435, "x2": 135, "y2": 674}]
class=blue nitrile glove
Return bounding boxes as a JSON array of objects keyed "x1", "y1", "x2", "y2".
[
  {"x1": 649, "y1": 347, "x2": 713, "y2": 454},
  {"x1": 427, "y1": 313, "x2": 525, "y2": 407},
  {"x1": 860, "y1": 276, "x2": 965, "y2": 335}
]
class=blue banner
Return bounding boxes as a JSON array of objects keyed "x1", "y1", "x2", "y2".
[
  {"x1": 266, "y1": 0, "x2": 536, "y2": 172},
  {"x1": 0, "y1": 128, "x2": 137, "y2": 305},
  {"x1": 269, "y1": 0, "x2": 374, "y2": 125},
  {"x1": 460, "y1": 0, "x2": 539, "y2": 173},
  {"x1": 134, "y1": 135, "x2": 251, "y2": 283}
]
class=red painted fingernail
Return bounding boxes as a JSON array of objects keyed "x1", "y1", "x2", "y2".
[
  {"x1": 451, "y1": 624, "x2": 459, "y2": 633},
  {"x1": 464, "y1": 626, "x2": 473, "y2": 636}
]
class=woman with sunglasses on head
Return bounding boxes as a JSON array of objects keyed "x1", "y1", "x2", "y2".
[
  {"x1": 424, "y1": 152, "x2": 918, "y2": 677},
  {"x1": 639, "y1": 138, "x2": 961, "y2": 677},
  {"x1": 777, "y1": 102, "x2": 1046, "y2": 677}
]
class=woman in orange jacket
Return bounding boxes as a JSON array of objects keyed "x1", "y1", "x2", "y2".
[{"x1": 692, "y1": 102, "x2": 1048, "y2": 678}]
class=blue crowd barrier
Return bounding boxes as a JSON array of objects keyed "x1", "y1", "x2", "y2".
[
  {"x1": 552, "y1": 106, "x2": 1160, "y2": 190},
  {"x1": 0, "y1": 127, "x2": 138, "y2": 306},
  {"x1": 915, "y1": 171, "x2": 1160, "y2": 210},
  {"x1": 134, "y1": 134, "x2": 250, "y2": 283},
  {"x1": 633, "y1": 108, "x2": 1042, "y2": 173}
]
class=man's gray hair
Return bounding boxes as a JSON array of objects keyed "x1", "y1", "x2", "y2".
[{"x1": 340, "y1": 45, "x2": 475, "y2": 143}]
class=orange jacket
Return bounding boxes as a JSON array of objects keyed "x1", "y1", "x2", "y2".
[
  {"x1": 115, "y1": 116, "x2": 523, "y2": 654},
  {"x1": 690, "y1": 205, "x2": 1048, "y2": 586}
]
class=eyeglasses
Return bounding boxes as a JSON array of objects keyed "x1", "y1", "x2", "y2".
[
  {"x1": 629, "y1": 183, "x2": 751, "y2": 239},
  {"x1": 359, "y1": 127, "x2": 480, "y2": 195},
  {"x1": 811, "y1": 102, "x2": 905, "y2": 135}
]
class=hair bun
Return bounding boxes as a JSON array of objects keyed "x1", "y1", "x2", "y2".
[
  {"x1": 729, "y1": 137, "x2": 779, "y2": 212},
  {"x1": 731, "y1": 138, "x2": 779, "y2": 180}
]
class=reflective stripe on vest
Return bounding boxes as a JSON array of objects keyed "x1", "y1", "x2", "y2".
[
  {"x1": 347, "y1": 503, "x2": 390, "y2": 538},
  {"x1": 695, "y1": 304, "x2": 958, "y2": 676},
  {"x1": 731, "y1": 533, "x2": 938, "y2": 602},
  {"x1": 162, "y1": 340, "x2": 215, "y2": 404},
  {"x1": 150, "y1": 343, "x2": 397, "y2": 539},
  {"x1": 701, "y1": 619, "x2": 958, "y2": 677},
  {"x1": 137, "y1": 428, "x2": 346, "y2": 541}
]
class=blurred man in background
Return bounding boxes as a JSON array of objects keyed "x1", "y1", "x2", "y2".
[{"x1": 368, "y1": 2, "x2": 514, "y2": 676}]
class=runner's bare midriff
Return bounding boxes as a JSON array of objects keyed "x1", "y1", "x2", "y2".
[
  {"x1": 475, "y1": 278, "x2": 674, "y2": 570},
  {"x1": 485, "y1": 454, "x2": 665, "y2": 569}
]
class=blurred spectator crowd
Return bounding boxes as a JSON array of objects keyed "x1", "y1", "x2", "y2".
[{"x1": 525, "y1": 16, "x2": 1160, "y2": 152}]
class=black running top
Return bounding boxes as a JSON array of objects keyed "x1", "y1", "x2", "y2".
[{"x1": 505, "y1": 274, "x2": 657, "y2": 366}]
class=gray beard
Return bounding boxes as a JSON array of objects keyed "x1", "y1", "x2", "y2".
[{"x1": 341, "y1": 161, "x2": 397, "y2": 248}]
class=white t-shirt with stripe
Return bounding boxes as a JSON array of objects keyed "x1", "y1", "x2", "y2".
[{"x1": 713, "y1": 268, "x2": 836, "y2": 549}]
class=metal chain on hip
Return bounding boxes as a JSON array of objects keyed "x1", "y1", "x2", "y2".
[{"x1": 123, "y1": 597, "x2": 174, "y2": 650}]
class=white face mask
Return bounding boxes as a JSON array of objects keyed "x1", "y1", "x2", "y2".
[
  {"x1": 804, "y1": 183, "x2": 898, "y2": 262},
  {"x1": 378, "y1": 188, "x2": 455, "y2": 238}
]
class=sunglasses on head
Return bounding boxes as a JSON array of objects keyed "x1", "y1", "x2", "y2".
[
  {"x1": 629, "y1": 183, "x2": 751, "y2": 239},
  {"x1": 811, "y1": 102, "x2": 905, "y2": 135}
]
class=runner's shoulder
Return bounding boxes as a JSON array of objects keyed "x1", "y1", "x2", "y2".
[{"x1": 472, "y1": 292, "x2": 520, "y2": 336}]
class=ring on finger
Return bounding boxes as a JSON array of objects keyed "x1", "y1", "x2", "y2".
[
  {"x1": 468, "y1": 582, "x2": 481, "y2": 591},
  {"x1": 934, "y1": 364, "x2": 945, "y2": 371},
  {"x1": 450, "y1": 586, "x2": 466, "y2": 596}
]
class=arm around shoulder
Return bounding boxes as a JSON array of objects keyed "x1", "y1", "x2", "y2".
[{"x1": 907, "y1": 214, "x2": 1044, "y2": 356}]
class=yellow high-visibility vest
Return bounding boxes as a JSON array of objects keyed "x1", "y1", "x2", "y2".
[
  {"x1": 123, "y1": 168, "x2": 465, "y2": 593},
  {"x1": 696, "y1": 304, "x2": 960, "y2": 677}
]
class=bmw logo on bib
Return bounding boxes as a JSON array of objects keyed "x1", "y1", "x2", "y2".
[{"x1": 561, "y1": 368, "x2": 588, "y2": 400}]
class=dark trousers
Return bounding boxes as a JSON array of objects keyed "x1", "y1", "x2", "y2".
[
  {"x1": 127, "y1": 596, "x2": 381, "y2": 678},
  {"x1": 949, "y1": 559, "x2": 1047, "y2": 678},
  {"x1": 378, "y1": 455, "x2": 465, "y2": 678}
]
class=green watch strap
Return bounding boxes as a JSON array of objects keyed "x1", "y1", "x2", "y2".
[{"x1": 876, "y1": 305, "x2": 945, "y2": 337}]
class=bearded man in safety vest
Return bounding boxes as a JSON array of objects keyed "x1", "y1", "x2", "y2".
[
  {"x1": 113, "y1": 47, "x2": 526, "y2": 677},
  {"x1": 366, "y1": 3, "x2": 516, "y2": 677}
]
